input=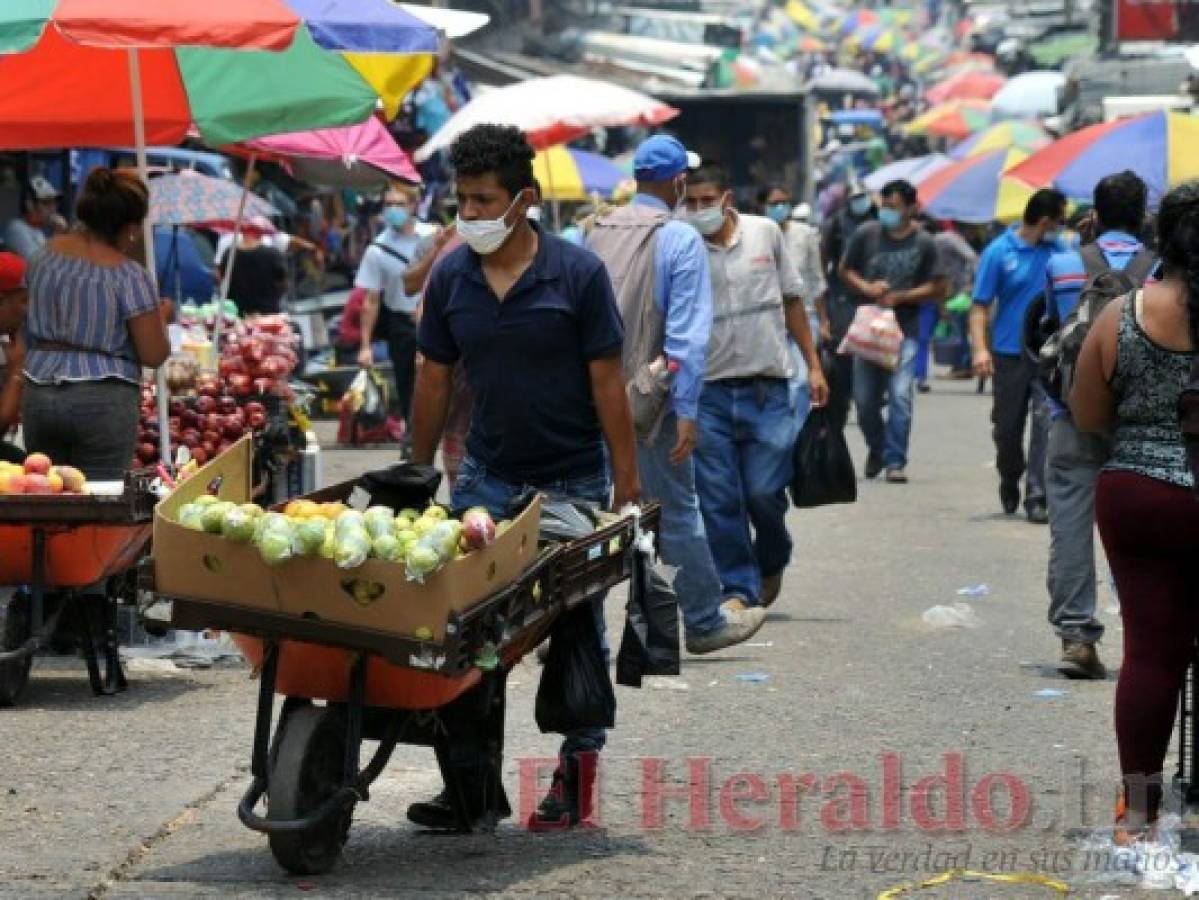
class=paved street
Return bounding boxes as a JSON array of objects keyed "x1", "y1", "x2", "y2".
[{"x1": 0, "y1": 381, "x2": 1162, "y2": 898}]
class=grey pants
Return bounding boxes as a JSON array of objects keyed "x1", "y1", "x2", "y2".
[
  {"x1": 1046, "y1": 416, "x2": 1110, "y2": 644},
  {"x1": 21, "y1": 379, "x2": 140, "y2": 481},
  {"x1": 992, "y1": 353, "x2": 1049, "y2": 509}
]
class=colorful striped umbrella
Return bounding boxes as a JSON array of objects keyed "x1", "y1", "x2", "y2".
[
  {"x1": 840, "y1": 9, "x2": 880, "y2": 34},
  {"x1": 533, "y1": 147, "x2": 626, "y2": 202},
  {"x1": 949, "y1": 120, "x2": 1051, "y2": 160},
  {"x1": 0, "y1": 0, "x2": 438, "y2": 149},
  {"x1": 906, "y1": 100, "x2": 993, "y2": 140},
  {"x1": 150, "y1": 171, "x2": 279, "y2": 229},
  {"x1": 1006, "y1": 111, "x2": 1199, "y2": 205},
  {"x1": 918, "y1": 149, "x2": 1034, "y2": 223},
  {"x1": 926, "y1": 69, "x2": 1006, "y2": 104},
  {"x1": 863, "y1": 153, "x2": 954, "y2": 191}
]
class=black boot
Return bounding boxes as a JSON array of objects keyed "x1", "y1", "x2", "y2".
[{"x1": 527, "y1": 752, "x2": 599, "y2": 832}]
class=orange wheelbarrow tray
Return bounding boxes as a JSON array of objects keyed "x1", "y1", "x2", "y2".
[
  {"x1": 0, "y1": 471, "x2": 157, "y2": 704},
  {"x1": 147, "y1": 504, "x2": 659, "y2": 876}
]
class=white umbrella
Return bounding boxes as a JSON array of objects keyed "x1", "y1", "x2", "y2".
[
  {"x1": 806, "y1": 67, "x2": 881, "y2": 97},
  {"x1": 413, "y1": 74, "x2": 678, "y2": 162},
  {"x1": 863, "y1": 154, "x2": 953, "y2": 191},
  {"x1": 400, "y1": 4, "x2": 489, "y2": 39},
  {"x1": 991, "y1": 71, "x2": 1066, "y2": 120}
]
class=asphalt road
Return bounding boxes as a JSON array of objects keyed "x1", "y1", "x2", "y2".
[{"x1": 0, "y1": 381, "x2": 1172, "y2": 898}]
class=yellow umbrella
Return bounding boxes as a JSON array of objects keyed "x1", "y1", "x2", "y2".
[
  {"x1": 346, "y1": 54, "x2": 433, "y2": 120},
  {"x1": 785, "y1": 0, "x2": 820, "y2": 33}
]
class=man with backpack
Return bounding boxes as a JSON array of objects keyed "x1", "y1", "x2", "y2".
[
  {"x1": 1041, "y1": 171, "x2": 1154, "y2": 679},
  {"x1": 971, "y1": 189, "x2": 1068, "y2": 523}
]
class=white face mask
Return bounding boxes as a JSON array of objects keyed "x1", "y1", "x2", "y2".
[
  {"x1": 456, "y1": 194, "x2": 523, "y2": 256},
  {"x1": 688, "y1": 203, "x2": 725, "y2": 237}
]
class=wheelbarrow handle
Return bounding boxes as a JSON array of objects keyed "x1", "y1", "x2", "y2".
[{"x1": 237, "y1": 776, "x2": 361, "y2": 835}]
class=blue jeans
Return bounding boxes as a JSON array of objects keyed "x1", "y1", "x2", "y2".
[
  {"x1": 637, "y1": 413, "x2": 726, "y2": 636},
  {"x1": 854, "y1": 337, "x2": 918, "y2": 470},
  {"x1": 914, "y1": 304, "x2": 938, "y2": 384},
  {"x1": 452, "y1": 456, "x2": 610, "y2": 756},
  {"x1": 694, "y1": 379, "x2": 801, "y2": 606}
]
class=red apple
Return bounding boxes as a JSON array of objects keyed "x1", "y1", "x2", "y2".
[
  {"x1": 23, "y1": 453, "x2": 51, "y2": 476},
  {"x1": 201, "y1": 440, "x2": 217, "y2": 459},
  {"x1": 227, "y1": 373, "x2": 251, "y2": 397},
  {"x1": 217, "y1": 395, "x2": 237, "y2": 415},
  {"x1": 194, "y1": 395, "x2": 216, "y2": 415},
  {"x1": 251, "y1": 378, "x2": 273, "y2": 396},
  {"x1": 137, "y1": 443, "x2": 157, "y2": 464},
  {"x1": 247, "y1": 410, "x2": 267, "y2": 430},
  {"x1": 23, "y1": 473, "x2": 51, "y2": 494},
  {"x1": 222, "y1": 421, "x2": 244, "y2": 441},
  {"x1": 189, "y1": 447, "x2": 208, "y2": 465},
  {"x1": 181, "y1": 428, "x2": 201, "y2": 448}
]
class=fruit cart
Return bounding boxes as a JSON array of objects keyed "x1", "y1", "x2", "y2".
[
  {"x1": 146, "y1": 484, "x2": 659, "y2": 876},
  {"x1": 0, "y1": 470, "x2": 158, "y2": 706}
]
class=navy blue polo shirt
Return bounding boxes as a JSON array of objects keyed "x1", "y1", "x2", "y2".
[{"x1": 418, "y1": 226, "x2": 624, "y2": 483}]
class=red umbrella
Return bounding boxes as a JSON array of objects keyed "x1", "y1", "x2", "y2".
[{"x1": 926, "y1": 70, "x2": 1006, "y2": 105}]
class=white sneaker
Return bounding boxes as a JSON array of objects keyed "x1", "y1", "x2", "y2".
[{"x1": 685, "y1": 607, "x2": 768, "y2": 654}]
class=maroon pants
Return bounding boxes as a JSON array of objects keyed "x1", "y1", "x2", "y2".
[{"x1": 1097, "y1": 470, "x2": 1199, "y2": 817}]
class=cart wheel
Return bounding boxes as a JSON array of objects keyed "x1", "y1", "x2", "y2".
[
  {"x1": 0, "y1": 590, "x2": 32, "y2": 708},
  {"x1": 267, "y1": 705, "x2": 353, "y2": 876}
]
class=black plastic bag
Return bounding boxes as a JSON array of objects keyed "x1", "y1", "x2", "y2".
[
  {"x1": 360, "y1": 462, "x2": 442, "y2": 511},
  {"x1": 789, "y1": 408, "x2": 857, "y2": 508},
  {"x1": 535, "y1": 603, "x2": 616, "y2": 734},
  {"x1": 616, "y1": 547, "x2": 680, "y2": 686}
]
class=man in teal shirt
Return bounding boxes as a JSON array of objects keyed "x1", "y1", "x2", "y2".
[{"x1": 969, "y1": 189, "x2": 1067, "y2": 523}]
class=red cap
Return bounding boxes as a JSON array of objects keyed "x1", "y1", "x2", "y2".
[{"x1": 0, "y1": 252, "x2": 26, "y2": 292}]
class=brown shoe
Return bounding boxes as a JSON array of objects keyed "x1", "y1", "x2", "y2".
[
  {"x1": 760, "y1": 572, "x2": 783, "y2": 609},
  {"x1": 1059, "y1": 640, "x2": 1106, "y2": 680}
]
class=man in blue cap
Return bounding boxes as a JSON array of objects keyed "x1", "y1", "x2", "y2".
[{"x1": 588, "y1": 134, "x2": 768, "y2": 654}]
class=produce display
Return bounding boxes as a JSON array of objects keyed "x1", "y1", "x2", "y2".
[
  {"x1": 137, "y1": 315, "x2": 302, "y2": 467},
  {"x1": 0, "y1": 453, "x2": 88, "y2": 495},
  {"x1": 171, "y1": 496, "x2": 504, "y2": 581}
]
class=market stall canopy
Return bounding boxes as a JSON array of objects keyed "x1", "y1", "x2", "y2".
[
  {"x1": 925, "y1": 69, "x2": 1006, "y2": 105},
  {"x1": 1006, "y1": 111, "x2": 1199, "y2": 205},
  {"x1": 236, "y1": 117, "x2": 421, "y2": 189},
  {"x1": 150, "y1": 170, "x2": 279, "y2": 229},
  {"x1": 533, "y1": 147, "x2": 625, "y2": 201},
  {"x1": 906, "y1": 99, "x2": 993, "y2": 140},
  {"x1": 918, "y1": 148, "x2": 1033, "y2": 224},
  {"x1": 399, "y1": 3, "x2": 489, "y2": 39},
  {"x1": 990, "y1": 71, "x2": 1066, "y2": 120},
  {"x1": 949, "y1": 120, "x2": 1051, "y2": 160},
  {"x1": 413, "y1": 74, "x2": 678, "y2": 161},
  {"x1": 863, "y1": 153, "x2": 953, "y2": 191}
]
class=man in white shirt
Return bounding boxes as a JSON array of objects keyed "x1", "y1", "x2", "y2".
[
  {"x1": 3, "y1": 177, "x2": 61, "y2": 261},
  {"x1": 354, "y1": 186, "x2": 423, "y2": 434}
]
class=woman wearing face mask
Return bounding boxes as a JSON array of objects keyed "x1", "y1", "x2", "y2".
[{"x1": 21, "y1": 167, "x2": 170, "y2": 480}]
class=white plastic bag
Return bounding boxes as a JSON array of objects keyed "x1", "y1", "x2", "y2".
[{"x1": 839, "y1": 304, "x2": 903, "y2": 371}]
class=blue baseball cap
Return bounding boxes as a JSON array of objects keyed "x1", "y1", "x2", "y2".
[{"x1": 632, "y1": 135, "x2": 701, "y2": 182}]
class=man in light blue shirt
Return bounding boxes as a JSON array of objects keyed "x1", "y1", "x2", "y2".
[
  {"x1": 588, "y1": 135, "x2": 766, "y2": 654},
  {"x1": 970, "y1": 188, "x2": 1067, "y2": 523},
  {"x1": 1042, "y1": 171, "x2": 1153, "y2": 680}
]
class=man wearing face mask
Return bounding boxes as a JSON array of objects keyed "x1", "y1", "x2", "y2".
[
  {"x1": 411, "y1": 124, "x2": 639, "y2": 831},
  {"x1": 839, "y1": 180, "x2": 944, "y2": 483},
  {"x1": 970, "y1": 188, "x2": 1068, "y2": 523},
  {"x1": 587, "y1": 134, "x2": 767, "y2": 654},
  {"x1": 355, "y1": 185, "x2": 423, "y2": 437},
  {"x1": 684, "y1": 164, "x2": 828, "y2": 611},
  {"x1": 821, "y1": 183, "x2": 876, "y2": 432}
]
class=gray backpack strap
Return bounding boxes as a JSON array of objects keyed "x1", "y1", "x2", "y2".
[
  {"x1": 1121, "y1": 248, "x2": 1157, "y2": 287},
  {"x1": 1078, "y1": 243, "x2": 1109, "y2": 279}
]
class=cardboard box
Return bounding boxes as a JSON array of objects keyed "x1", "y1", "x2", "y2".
[{"x1": 153, "y1": 436, "x2": 541, "y2": 641}]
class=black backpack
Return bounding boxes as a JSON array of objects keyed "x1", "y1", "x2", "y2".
[{"x1": 1034, "y1": 244, "x2": 1157, "y2": 402}]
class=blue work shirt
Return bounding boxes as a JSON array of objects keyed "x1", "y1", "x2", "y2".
[
  {"x1": 418, "y1": 224, "x2": 624, "y2": 484},
  {"x1": 626, "y1": 193, "x2": 712, "y2": 421},
  {"x1": 972, "y1": 226, "x2": 1064, "y2": 356},
  {"x1": 1043, "y1": 230, "x2": 1146, "y2": 419}
]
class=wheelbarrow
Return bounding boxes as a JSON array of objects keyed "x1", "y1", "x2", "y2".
[
  {"x1": 148, "y1": 504, "x2": 659, "y2": 875},
  {"x1": 0, "y1": 470, "x2": 157, "y2": 706}
]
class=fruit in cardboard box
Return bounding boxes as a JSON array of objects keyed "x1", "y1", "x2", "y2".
[{"x1": 23, "y1": 453, "x2": 51, "y2": 475}]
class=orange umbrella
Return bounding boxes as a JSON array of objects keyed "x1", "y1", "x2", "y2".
[{"x1": 926, "y1": 69, "x2": 1006, "y2": 104}]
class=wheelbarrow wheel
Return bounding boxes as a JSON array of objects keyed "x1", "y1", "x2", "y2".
[
  {"x1": 0, "y1": 590, "x2": 32, "y2": 708},
  {"x1": 267, "y1": 704, "x2": 353, "y2": 875}
]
